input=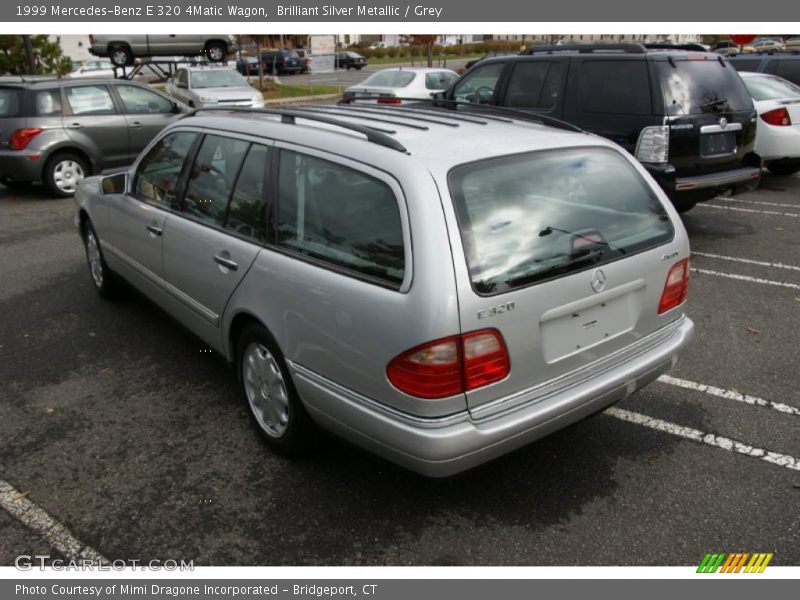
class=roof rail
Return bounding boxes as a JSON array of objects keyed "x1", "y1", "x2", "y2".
[
  {"x1": 643, "y1": 42, "x2": 709, "y2": 52},
  {"x1": 335, "y1": 102, "x2": 489, "y2": 125},
  {"x1": 290, "y1": 106, "x2": 431, "y2": 130},
  {"x1": 0, "y1": 75, "x2": 62, "y2": 84},
  {"x1": 184, "y1": 106, "x2": 407, "y2": 153},
  {"x1": 304, "y1": 104, "x2": 464, "y2": 127},
  {"x1": 522, "y1": 43, "x2": 647, "y2": 55},
  {"x1": 404, "y1": 98, "x2": 583, "y2": 132}
]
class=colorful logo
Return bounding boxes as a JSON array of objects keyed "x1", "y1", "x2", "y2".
[{"x1": 697, "y1": 552, "x2": 773, "y2": 573}]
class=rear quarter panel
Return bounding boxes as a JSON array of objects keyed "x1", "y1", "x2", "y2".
[{"x1": 222, "y1": 147, "x2": 465, "y2": 418}]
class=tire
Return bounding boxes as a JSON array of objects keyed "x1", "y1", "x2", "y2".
[
  {"x1": 675, "y1": 201, "x2": 697, "y2": 214},
  {"x1": 44, "y1": 152, "x2": 89, "y2": 197},
  {"x1": 765, "y1": 161, "x2": 800, "y2": 177},
  {"x1": 356, "y1": 66, "x2": 363, "y2": 70},
  {"x1": 109, "y1": 44, "x2": 133, "y2": 67},
  {"x1": 82, "y1": 220, "x2": 119, "y2": 299},
  {"x1": 237, "y1": 323, "x2": 319, "y2": 456},
  {"x1": 205, "y1": 41, "x2": 227, "y2": 63}
]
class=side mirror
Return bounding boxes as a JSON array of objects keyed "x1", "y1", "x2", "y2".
[
  {"x1": 171, "y1": 101, "x2": 182, "y2": 114},
  {"x1": 101, "y1": 172, "x2": 127, "y2": 195}
]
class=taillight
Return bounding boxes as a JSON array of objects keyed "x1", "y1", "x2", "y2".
[
  {"x1": 89, "y1": 35, "x2": 95, "y2": 44},
  {"x1": 378, "y1": 97, "x2": 402, "y2": 104},
  {"x1": 462, "y1": 330, "x2": 511, "y2": 391},
  {"x1": 635, "y1": 125, "x2": 669, "y2": 163},
  {"x1": 386, "y1": 329, "x2": 510, "y2": 399},
  {"x1": 9, "y1": 128, "x2": 43, "y2": 150},
  {"x1": 658, "y1": 258, "x2": 690, "y2": 314},
  {"x1": 760, "y1": 107, "x2": 792, "y2": 127}
]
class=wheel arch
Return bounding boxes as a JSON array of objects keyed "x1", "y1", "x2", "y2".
[{"x1": 226, "y1": 311, "x2": 281, "y2": 372}]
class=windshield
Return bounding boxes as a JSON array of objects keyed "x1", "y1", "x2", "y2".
[
  {"x1": 743, "y1": 75, "x2": 800, "y2": 101},
  {"x1": 360, "y1": 71, "x2": 416, "y2": 87},
  {"x1": 449, "y1": 148, "x2": 674, "y2": 295},
  {"x1": 658, "y1": 60, "x2": 753, "y2": 115},
  {"x1": 190, "y1": 70, "x2": 248, "y2": 89}
]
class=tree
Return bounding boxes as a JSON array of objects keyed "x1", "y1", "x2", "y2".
[
  {"x1": 402, "y1": 35, "x2": 438, "y2": 67},
  {"x1": 0, "y1": 35, "x2": 72, "y2": 76}
]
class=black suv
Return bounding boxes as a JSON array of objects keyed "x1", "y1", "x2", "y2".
[
  {"x1": 443, "y1": 44, "x2": 761, "y2": 212},
  {"x1": 728, "y1": 52, "x2": 800, "y2": 86}
]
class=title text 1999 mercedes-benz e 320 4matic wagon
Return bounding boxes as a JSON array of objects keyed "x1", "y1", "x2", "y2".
[{"x1": 73, "y1": 104, "x2": 694, "y2": 476}]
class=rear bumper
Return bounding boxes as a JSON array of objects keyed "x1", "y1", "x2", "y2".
[
  {"x1": 0, "y1": 150, "x2": 45, "y2": 182},
  {"x1": 293, "y1": 316, "x2": 695, "y2": 477},
  {"x1": 647, "y1": 163, "x2": 762, "y2": 202}
]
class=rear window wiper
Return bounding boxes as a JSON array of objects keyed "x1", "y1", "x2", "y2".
[
  {"x1": 539, "y1": 226, "x2": 627, "y2": 255},
  {"x1": 699, "y1": 98, "x2": 729, "y2": 112}
]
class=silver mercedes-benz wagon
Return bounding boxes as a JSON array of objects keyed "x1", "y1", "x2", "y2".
[{"x1": 73, "y1": 104, "x2": 694, "y2": 476}]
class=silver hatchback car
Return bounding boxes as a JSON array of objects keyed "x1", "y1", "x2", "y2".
[{"x1": 73, "y1": 105, "x2": 694, "y2": 476}]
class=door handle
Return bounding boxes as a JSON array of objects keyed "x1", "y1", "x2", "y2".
[
  {"x1": 213, "y1": 253, "x2": 238, "y2": 271},
  {"x1": 129, "y1": 121, "x2": 142, "y2": 128},
  {"x1": 146, "y1": 224, "x2": 163, "y2": 236},
  {"x1": 66, "y1": 122, "x2": 82, "y2": 129}
]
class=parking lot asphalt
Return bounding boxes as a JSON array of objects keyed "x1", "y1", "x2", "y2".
[{"x1": 1, "y1": 173, "x2": 799, "y2": 566}]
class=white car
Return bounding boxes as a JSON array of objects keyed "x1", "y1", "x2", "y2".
[
  {"x1": 740, "y1": 72, "x2": 800, "y2": 176},
  {"x1": 68, "y1": 60, "x2": 116, "y2": 79},
  {"x1": 166, "y1": 65, "x2": 265, "y2": 109},
  {"x1": 342, "y1": 67, "x2": 459, "y2": 104}
]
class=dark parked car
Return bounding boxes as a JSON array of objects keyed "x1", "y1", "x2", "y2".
[
  {"x1": 441, "y1": 43, "x2": 761, "y2": 212},
  {"x1": 728, "y1": 52, "x2": 800, "y2": 87},
  {"x1": 0, "y1": 77, "x2": 184, "y2": 196},
  {"x1": 236, "y1": 56, "x2": 261, "y2": 76},
  {"x1": 260, "y1": 50, "x2": 304, "y2": 75},
  {"x1": 337, "y1": 51, "x2": 367, "y2": 70}
]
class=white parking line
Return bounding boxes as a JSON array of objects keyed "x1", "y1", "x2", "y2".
[
  {"x1": 692, "y1": 251, "x2": 800, "y2": 273},
  {"x1": 691, "y1": 267, "x2": 800, "y2": 291},
  {"x1": 698, "y1": 203, "x2": 800, "y2": 218},
  {"x1": 657, "y1": 374, "x2": 800, "y2": 417},
  {"x1": 715, "y1": 196, "x2": 800, "y2": 210},
  {"x1": 0, "y1": 478, "x2": 106, "y2": 562},
  {"x1": 605, "y1": 407, "x2": 800, "y2": 471}
]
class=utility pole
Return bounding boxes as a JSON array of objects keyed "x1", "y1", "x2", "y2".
[{"x1": 22, "y1": 35, "x2": 37, "y2": 75}]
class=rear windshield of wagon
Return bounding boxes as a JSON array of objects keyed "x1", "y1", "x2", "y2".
[{"x1": 448, "y1": 147, "x2": 675, "y2": 295}]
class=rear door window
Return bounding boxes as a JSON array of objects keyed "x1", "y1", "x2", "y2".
[
  {"x1": 224, "y1": 143, "x2": 270, "y2": 240},
  {"x1": 658, "y1": 60, "x2": 753, "y2": 115},
  {"x1": 774, "y1": 61, "x2": 800, "y2": 86},
  {"x1": 65, "y1": 84, "x2": 116, "y2": 115},
  {"x1": 579, "y1": 60, "x2": 651, "y2": 115},
  {"x1": 504, "y1": 61, "x2": 564, "y2": 110},
  {"x1": 0, "y1": 88, "x2": 23, "y2": 117},
  {"x1": 729, "y1": 59, "x2": 763, "y2": 72},
  {"x1": 276, "y1": 150, "x2": 405, "y2": 287},
  {"x1": 449, "y1": 148, "x2": 674, "y2": 295}
]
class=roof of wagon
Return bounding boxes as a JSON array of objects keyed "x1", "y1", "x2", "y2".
[{"x1": 176, "y1": 104, "x2": 614, "y2": 169}]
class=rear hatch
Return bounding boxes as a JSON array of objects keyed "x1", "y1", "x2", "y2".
[
  {"x1": 447, "y1": 146, "x2": 687, "y2": 415},
  {"x1": 0, "y1": 86, "x2": 27, "y2": 151},
  {"x1": 654, "y1": 55, "x2": 758, "y2": 176}
]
